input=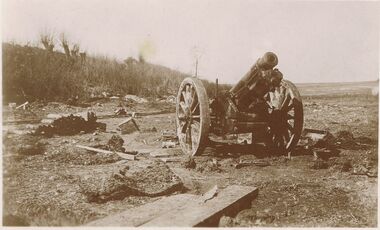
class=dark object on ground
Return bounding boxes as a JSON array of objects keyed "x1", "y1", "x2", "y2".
[
  {"x1": 341, "y1": 160, "x2": 353, "y2": 172},
  {"x1": 35, "y1": 114, "x2": 106, "y2": 137},
  {"x1": 107, "y1": 135, "x2": 125, "y2": 152},
  {"x1": 335, "y1": 130, "x2": 359, "y2": 149},
  {"x1": 182, "y1": 156, "x2": 196, "y2": 169},
  {"x1": 80, "y1": 161, "x2": 183, "y2": 203}
]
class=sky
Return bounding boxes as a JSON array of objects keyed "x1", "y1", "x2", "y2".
[{"x1": 2, "y1": 0, "x2": 379, "y2": 84}]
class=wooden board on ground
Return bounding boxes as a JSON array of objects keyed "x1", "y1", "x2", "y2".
[
  {"x1": 85, "y1": 194, "x2": 196, "y2": 226},
  {"x1": 76, "y1": 145, "x2": 136, "y2": 160},
  {"x1": 142, "y1": 185, "x2": 258, "y2": 227}
]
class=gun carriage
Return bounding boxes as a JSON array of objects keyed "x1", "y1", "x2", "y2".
[{"x1": 176, "y1": 52, "x2": 303, "y2": 156}]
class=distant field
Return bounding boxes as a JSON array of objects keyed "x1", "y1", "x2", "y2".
[{"x1": 296, "y1": 81, "x2": 378, "y2": 96}]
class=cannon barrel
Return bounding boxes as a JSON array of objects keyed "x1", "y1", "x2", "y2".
[{"x1": 229, "y1": 52, "x2": 278, "y2": 98}]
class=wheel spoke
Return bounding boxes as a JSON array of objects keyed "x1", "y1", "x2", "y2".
[
  {"x1": 182, "y1": 91, "x2": 188, "y2": 106},
  {"x1": 186, "y1": 123, "x2": 192, "y2": 149},
  {"x1": 280, "y1": 94, "x2": 291, "y2": 111},
  {"x1": 181, "y1": 120, "x2": 189, "y2": 133},
  {"x1": 287, "y1": 122, "x2": 294, "y2": 132},
  {"x1": 191, "y1": 122, "x2": 200, "y2": 148},
  {"x1": 179, "y1": 101, "x2": 187, "y2": 113},
  {"x1": 191, "y1": 101, "x2": 199, "y2": 114},
  {"x1": 191, "y1": 115, "x2": 200, "y2": 119},
  {"x1": 285, "y1": 102, "x2": 295, "y2": 112},
  {"x1": 287, "y1": 114, "x2": 294, "y2": 120}
]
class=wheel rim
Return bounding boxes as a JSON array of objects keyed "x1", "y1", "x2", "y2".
[
  {"x1": 267, "y1": 80, "x2": 303, "y2": 153},
  {"x1": 176, "y1": 78, "x2": 210, "y2": 156}
]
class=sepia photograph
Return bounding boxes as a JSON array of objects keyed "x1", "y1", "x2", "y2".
[{"x1": 1, "y1": 0, "x2": 379, "y2": 227}]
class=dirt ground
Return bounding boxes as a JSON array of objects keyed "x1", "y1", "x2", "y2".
[{"x1": 2, "y1": 82, "x2": 378, "y2": 227}]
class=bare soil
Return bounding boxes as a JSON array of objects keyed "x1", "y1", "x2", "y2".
[{"x1": 2, "y1": 82, "x2": 378, "y2": 227}]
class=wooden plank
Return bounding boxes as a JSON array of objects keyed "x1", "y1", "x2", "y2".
[
  {"x1": 85, "y1": 194, "x2": 196, "y2": 226},
  {"x1": 141, "y1": 185, "x2": 258, "y2": 227},
  {"x1": 76, "y1": 145, "x2": 136, "y2": 160}
]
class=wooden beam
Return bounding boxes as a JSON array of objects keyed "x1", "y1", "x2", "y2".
[
  {"x1": 142, "y1": 185, "x2": 258, "y2": 227},
  {"x1": 76, "y1": 145, "x2": 135, "y2": 160},
  {"x1": 85, "y1": 194, "x2": 196, "y2": 226}
]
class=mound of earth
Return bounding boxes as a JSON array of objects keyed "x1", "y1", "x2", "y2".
[
  {"x1": 45, "y1": 145, "x2": 122, "y2": 165},
  {"x1": 80, "y1": 161, "x2": 184, "y2": 203}
]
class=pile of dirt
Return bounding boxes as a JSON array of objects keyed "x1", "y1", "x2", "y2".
[
  {"x1": 45, "y1": 146, "x2": 122, "y2": 165},
  {"x1": 35, "y1": 114, "x2": 106, "y2": 137},
  {"x1": 79, "y1": 161, "x2": 184, "y2": 203}
]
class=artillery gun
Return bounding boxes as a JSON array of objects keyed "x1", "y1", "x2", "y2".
[{"x1": 176, "y1": 52, "x2": 303, "y2": 156}]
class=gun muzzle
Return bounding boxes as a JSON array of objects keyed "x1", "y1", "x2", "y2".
[{"x1": 256, "y1": 52, "x2": 278, "y2": 70}]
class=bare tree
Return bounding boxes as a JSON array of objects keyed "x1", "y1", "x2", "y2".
[
  {"x1": 40, "y1": 32, "x2": 55, "y2": 52},
  {"x1": 71, "y1": 44, "x2": 80, "y2": 57},
  {"x1": 59, "y1": 33, "x2": 71, "y2": 58}
]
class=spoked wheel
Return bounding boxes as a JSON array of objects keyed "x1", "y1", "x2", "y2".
[
  {"x1": 176, "y1": 77, "x2": 210, "y2": 156},
  {"x1": 266, "y1": 80, "x2": 303, "y2": 154}
]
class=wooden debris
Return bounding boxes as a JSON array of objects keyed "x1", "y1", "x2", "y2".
[
  {"x1": 118, "y1": 118, "x2": 140, "y2": 134},
  {"x1": 85, "y1": 194, "x2": 196, "y2": 226},
  {"x1": 142, "y1": 185, "x2": 258, "y2": 227},
  {"x1": 235, "y1": 159, "x2": 270, "y2": 169},
  {"x1": 159, "y1": 157, "x2": 181, "y2": 163},
  {"x1": 150, "y1": 150, "x2": 173, "y2": 158},
  {"x1": 76, "y1": 145, "x2": 135, "y2": 160},
  {"x1": 15, "y1": 101, "x2": 29, "y2": 110}
]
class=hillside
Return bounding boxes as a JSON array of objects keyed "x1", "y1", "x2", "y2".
[{"x1": 2, "y1": 43, "x2": 194, "y2": 103}]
